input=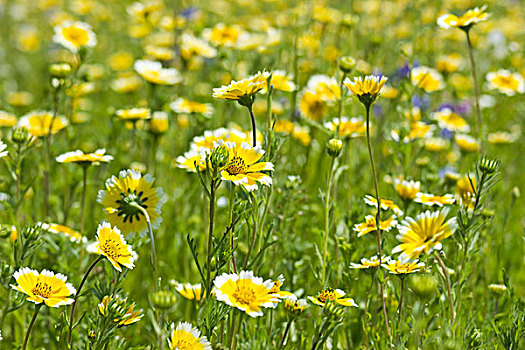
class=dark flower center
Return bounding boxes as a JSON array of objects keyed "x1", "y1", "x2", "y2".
[{"x1": 115, "y1": 189, "x2": 149, "y2": 224}]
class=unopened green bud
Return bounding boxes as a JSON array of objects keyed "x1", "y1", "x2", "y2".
[
  {"x1": 415, "y1": 156, "x2": 430, "y2": 167},
  {"x1": 410, "y1": 274, "x2": 438, "y2": 300},
  {"x1": 327, "y1": 138, "x2": 343, "y2": 158},
  {"x1": 49, "y1": 63, "x2": 72, "y2": 78},
  {"x1": 467, "y1": 328, "x2": 483, "y2": 348},
  {"x1": 511, "y1": 186, "x2": 520, "y2": 199},
  {"x1": 152, "y1": 290, "x2": 177, "y2": 310},
  {"x1": 479, "y1": 155, "x2": 499, "y2": 174},
  {"x1": 481, "y1": 208, "x2": 495, "y2": 218},
  {"x1": 211, "y1": 146, "x2": 230, "y2": 169},
  {"x1": 488, "y1": 284, "x2": 507, "y2": 295},
  {"x1": 11, "y1": 127, "x2": 29, "y2": 144},
  {"x1": 339, "y1": 56, "x2": 356, "y2": 73},
  {"x1": 323, "y1": 301, "x2": 345, "y2": 319}
]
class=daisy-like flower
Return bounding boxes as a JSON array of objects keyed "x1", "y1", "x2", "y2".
[
  {"x1": 97, "y1": 169, "x2": 164, "y2": 235},
  {"x1": 488, "y1": 131, "x2": 516, "y2": 144},
  {"x1": 87, "y1": 222, "x2": 138, "y2": 272},
  {"x1": 134, "y1": 59, "x2": 182, "y2": 85},
  {"x1": 98, "y1": 295, "x2": 143, "y2": 326},
  {"x1": 437, "y1": 53, "x2": 463, "y2": 74},
  {"x1": 18, "y1": 111, "x2": 68, "y2": 137},
  {"x1": 307, "y1": 74, "x2": 341, "y2": 101},
  {"x1": 212, "y1": 71, "x2": 267, "y2": 106},
  {"x1": 437, "y1": 5, "x2": 489, "y2": 30},
  {"x1": 220, "y1": 141, "x2": 273, "y2": 192},
  {"x1": 174, "y1": 282, "x2": 205, "y2": 301},
  {"x1": 283, "y1": 294, "x2": 308, "y2": 314},
  {"x1": 10, "y1": 268, "x2": 76, "y2": 307},
  {"x1": 382, "y1": 258, "x2": 425, "y2": 275},
  {"x1": 424, "y1": 137, "x2": 450, "y2": 152},
  {"x1": 263, "y1": 70, "x2": 296, "y2": 92},
  {"x1": 180, "y1": 33, "x2": 217, "y2": 60},
  {"x1": 167, "y1": 322, "x2": 211, "y2": 350},
  {"x1": 0, "y1": 141, "x2": 7, "y2": 158},
  {"x1": 408, "y1": 121, "x2": 435, "y2": 140},
  {"x1": 364, "y1": 195, "x2": 403, "y2": 216},
  {"x1": 350, "y1": 255, "x2": 391, "y2": 269},
  {"x1": 394, "y1": 178, "x2": 421, "y2": 201},
  {"x1": 411, "y1": 66, "x2": 445, "y2": 93},
  {"x1": 111, "y1": 74, "x2": 143, "y2": 94},
  {"x1": 268, "y1": 275, "x2": 293, "y2": 299},
  {"x1": 344, "y1": 75, "x2": 388, "y2": 105},
  {"x1": 308, "y1": 287, "x2": 357, "y2": 307},
  {"x1": 456, "y1": 175, "x2": 476, "y2": 203},
  {"x1": 0, "y1": 111, "x2": 17, "y2": 127},
  {"x1": 170, "y1": 98, "x2": 214, "y2": 117},
  {"x1": 455, "y1": 134, "x2": 480, "y2": 152},
  {"x1": 353, "y1": 215, "x2": 398, "y2": 238},
  {"x1": 56, "y1": 149, "x2": 113, "y2": 165},
  {"x1": 392, "y1": 209, "x2": 457, "y2": 260},
  {"x1": 431, "y1": 108, "x2": 469, "y2": 132},
  {"x1": 115, "y1": 107, "x2": 151, "y2": 122},
  {"x1": 41, "y1": 223, "x2": 85, "y2": 243},
  {"x1": 213, "y1": 270, "x2": 280, "y2": 317},
  {"x1": 202, "y1": 23, "x2": 243, "y2": 47},
  {"x1": 324, "y1": 117, "x2": 366, "y2": 138},
  {"x1": 53, "y1": 21, "x2": 97, "y2": 53},
  {"x1": 486, "y1": 70, "x2": 525, "y2": 96},
  {"x1": 299, "y1": 90, "x2": 327, "y2": 121},
  {"x1": 415, "y1": 193, "x2": 455, "y2": 207}
]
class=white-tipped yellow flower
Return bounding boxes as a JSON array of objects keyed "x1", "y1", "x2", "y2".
[
  {"x1": 350, "y1": 255, "x2": 391, "y2": 269},
  {"x1": 18, "y1": 111, "x2": 68, "y2": 137},
  {"x1": 344, "y1": 75, "x2": 387, "y2": 100},
  {"x1": 11, "y1": 268, "x2": 76, "y2": 307},
  {"x1": 170, "y1": 98, "x2": 214, "y2": 117},
  {"x1": 431, "y1": 108, "x2": 469, "y2": 132},
  {"x1": 394, "y1": 178, "x2": 421, "y2": 201},
  {"x1": 98, "y1": 295, "x2": 143, "y2": 326},
  {"x1": 56, "y1": 149, "x2": 113, "y2": 165},
  {"x1": 180, "y1": 33, "x2": 217, "y2": 60},
  {"x1": 486, "y1": 70, "x2": 525, "y2": 96},
  {"x1": 53, "y1": 21, "x2": 97, "y2": 52},
  {"x1": 324, "y1": 117, "x2": 366, "y2": 138},
  {"x1": 308, "y1": 287, "x2": 358, "y2": 307},
  {"x1": 168, "y1": 322, "x2": 212, "y2": 350},
  {"x1": 437, "y1": 5, "x2": 489, "y2": 30},
  {"x1": 383, "y1": 258, "x2": 425, "y2": 275},
  {"x1": 263, "y1": 70, "x2": 296, "y2": 92},
  {"x1": 415, "y1": 193, "x2": 455, "y2": 207},
  {"x1": 364, "y1": 195, "x2": 403, "y2": 216},
  {"x1": 455, "y1": 134, "x2": 480, "y2": 153},
  {"x1": 411, "y1": 66, "x2": 444, "y2": 93},
  {"x1": 87, "y1": 222, "x2": 137, "y2": 272},
  {"x1": 353, "y1": 215, "x2": 398, "y2": 237},
  {"x1": 134, "y1": 59, "x2": 182, "y2": 85},
  {"x1": 174, "y1": 282, "x2": 205, "y2": 301},
  {"x1": 212, "y1": 72, "x2": 267, "y2": 104},
  {"x1": 392, "y1": 209, "x2": 456, "y2": 260},
  {"x1": 213, "y1": 270, "x2": 280, "y2": 317},
  {"x1": 41, "y1": 223, "x2": 85, "y2": 243}
]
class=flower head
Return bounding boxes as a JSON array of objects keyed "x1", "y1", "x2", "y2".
[
  {"x1": 392, "y1": 209, "x2": 456, "y2": 260},
  {"x1": 283, "y1": 294, "x2": 308, "y2": 315},
  {"x1": 97, "y1": 169, "x2": 164, "y2": 235},
  {"x1": 212, "y1": 72, "x2": 267, "y2": 106},
  {"x1": 383, "y1": 258, "x2": 425, "y2": 275},
  {"x1": 432, "y1": 108, "x2": 469, "y2": 132},
  {"x1": 344, "y1": 75, "x2": 387, "y2": 105},
  {"x1": 364, "y1": 195, "x2": 403, "y2": 216},
  {"x1": 486, "y1": 70, "x2": 524, "y2": 96},
  {"x1": 174, "y1": 282, "x2": 205, "y2": 301},
  {"x1": 98, "y1": 295, "x2": 143, "y2": 326},
  {"x1": 350, "y1": 255, "x2": 391, "y2": 269},
  {"x1": 115, "y1": 107, "x2": 151, "y2": 122},
  {"x1": 11, "y1": 268, "x2": 76, "y2": 307},
  {"x1": 134, "y1": 59, "x2": 182, "y2": 85},
  {"x1": 170, "y1": 98, "x2": 214, "y2": 117},
  {"x1": 87, "y1": 222, "x2": 137, "y2": 272},
  {"x1": 411, "y1": 67, "x2": 444, "y2": 93},
  {"x1": 41, "y1": 223, "x2": 85, "y2": 243},
  {"x1": 263, "y1": 70, "x2": 296, "y2": 92},
  {"x1": 394, "y1": 178, "x2": 421, "y2": 200},
  {"x1": 18, "y1": 111, "x2": 68, "y2": 137},
  {"x1": 213, "y1": 270, "x2": 280, "y2": 317},
  {"x1": 168, "y1": 322, "x2": 211, "y2": 350},
  {"x1": 56, "y1": 149, "x2": 113, "y2": 165},
  {"x1": 354, "y1": 215, "x2": 398, "y2": 237},
  {"x1": 437, "y1": 6, "x2": 489, "y2": 30},
  {"x1": 53, "y1": 21, "x2": 96, "y2": 52},
  {"x1": 324, "y1": 117, "x2": 366, "y2": 138},
  {"x1": 308, "y1": 287, "x2": 357, "y2": 307},
  {"x1": 415, "y1": 193, "x2": 455, "y2": 207}
]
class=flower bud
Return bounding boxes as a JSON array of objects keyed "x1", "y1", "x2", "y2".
[
  {"x1": 210, "y1": 146, "x2": 229, "y2": 170},
  {"x1": 326, "y1": 138, "x2": 343, "y2": 158},
  {"x1": 11, "y1": 127, "x2": 29, "y2": 144},
  {"x1": 488, "y1": 283, "x2": 507, "y2": 295},
  {"x1": 479, "y1": 155, "x2": 499, "y2": 174},
  {"x1": 49, "y1": 63, "x2": 72, "y2": 78},
  {"x1": 152, "y1": 290, "x2": 177, "y2": 310},
  {"x1": 149, "y1": 111, "x2": 169, "y2": 134},
  {"x1": 339, "y1": 56, "x2": 356, "y2": 73},
  {"x1": 410, "y1": 274, "x2": 438, "y2": 300},
  {"x1": 511, "y1": 186, "x2": 520, "y2": 199}
]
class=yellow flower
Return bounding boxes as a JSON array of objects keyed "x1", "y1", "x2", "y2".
[
  {"x1": 344, "y1": 75, "x2": 388, "y2": 98},
  {"x1": 409, "y1": 121, "x2": 435, "y2": 140},
  {"x1": 455, "y1": 134, "x2": 480, "y2": 152},
  {"x1": 274, "y1": 120, "x2": 294, "y2": 134},
  {"x1": 307, "y1": 75, "x2": 341, "y2": 101},
  {"x1": 486, "y1": 70, "x2": 525, "y2": 96},
  {"x1": 424, "y1": 137, "x2": 450, "y2": 152},
  {"x1": 168, "y1": 322, "x2": 211, "y2": 350},
  {"x1": 41, "y1": 223, "x2": 85, "y2": 243},
  {"x1": 213, "y1": 270, "x2": 280, "y2": 317},
  {"x1": 87, "y1": 222, "x2": 137, "y2": 272},
  {"x1": 111, "y1": 74, "x2": 143, "y2": 94},
  {"x1": 11, "y1": 268, "x2": 76, "y2": 307},
  {"x1": 174, "y1": 283, "x2": 205, "y2": 301},
  {"x1": 212, "y1": 72, "x2": 267, "y2": 104},
  {"x1": 7, "y1": 91, "x2": 33, "y2": 107},
  {"x1": 53, "y1": 21, "x2": 97, "y2": 52},
  {"x1": 0, "y1": 111, "x2": 17, "y2": 127},
  {"x1": 353, "y1": 215, "x2": 398, "y2": 238},
  {"x1": 145, "y1": 45, "x2": 175, "y2": 61},
  {"x1": 56, "y1": 149, "x2": 113, "y2": 165},
  {"x1": 108, "y1": 51, "x2": 134, "y2": 71},
  {"x1": 134, "y1": 59, "x2": 182, "y2": 85},
  {"x1": 220, "y1": 141, "x2": 273, "y2": 192},
  {"x1": 392, "y1": 209, "x2": 456, "y2": 260},
  {"x1": 380, "y1": 85, "x2": 399, "y2": 99},
  {"x1": 324, "y1": 117, "x2": 366, "y2": 138},
  {"x1": 437, "y1": 53, "x2": 462, "y2": 74},
  {"x1": 170, "y1": 98, "x2": 214, "y2": 117},
  {"x1": 98, "y1": 295, "x2": 143, "y2": 326},
  {"x1": 394, "y1": 178, "x2": 420, "y2": 200},
  {"x1": 299, "y1": 90, "x2": 327, "y2": 121},
  {"x1": 291, "y1": 125, "x2": 312, "y2": 146},
  {"x1": 149, "y1": 111, "x2": 169, "y2": 134},
  {"x1": 364, "y1": 195, "x2": 403, "y2": 215},
  {"x1": 18, "y1": 111, "x2": 68, "y2": 138},
  {"x1": 180, "y1": 33, "x2": 217, "y2": 60},
  {"x1": 437, "y1": 5, "x2": 489, "y2": 30},
  {"x1": 431, "y1": 108, "x2": 469, "y2": 132},
  {"x1": 268, "y1": 275, "x2": 292, "y2": 299},
  {"x1": 411, "y1": 66, "x2": 444, "y2": 93},
  {"x1": 350, "y1": 255, "x2": 391, "y2": 269},
  {"x1": 263, "y1": 70, "x2": 296, "y2": 92},
  {"x1": 456, "y1": 175, "x2": 476, "y2": 203},
  {"x1": 308, "y1": 287, "x2": 357, "y2": 307},
  {"x1": 202, "y1": 23, "x2": 243, "y2": 47},
  {"x1": 488, "y1": 131, "x2": 516, "y2": 144},
  {"x1": 97, "y1": 170, "x2": 164, "y2": 235},
  {"x1": 283, "y1": 295, "x2": 308, "y2": 314},
  {"x1": 383, "y1": 259, "x2": 424, "y2": 275},
  {"x1": 115, "y1": 107, "x2": 151, "y2": 122},
  {"x1": 415, "y1": 193, "x2": 455, "y2": 207}
]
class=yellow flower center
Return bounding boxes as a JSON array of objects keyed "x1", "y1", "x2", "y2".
[
  {"x1": 171, "y1": 339, "x2": 193, "y2": 350},
  {"x1": 63, "y1": 27, "x2": 89, "y2": 47},
  {"x1": 317, "y1": 288, "x2": 336, "y2": 303},
  {"x1": 232, "y1": 286, "x2": 256, "y2": 305},
  {"x1": 101, "y1": 239, "x2": 122, "y2": 260},
  {"x1": 32, "y1": 281, "x2": 52, "y2": 298},
  {"x1": 226, "y1": 156, "x2": 247, "y2": 175}
]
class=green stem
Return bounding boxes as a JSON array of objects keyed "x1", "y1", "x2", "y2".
[
  {"x1": 206, "y1": 179, "x2": 216, "y2": 292},
  {"x1": 22, "y1": 304, "x2": 42, "y2": 350},
  {"x1": 68, "y1": 256, "x2": 103, "y2": 346},
  {"x1": 132, "y1": 203, "x2": 158, "y2": 291},
  {"x1": 434, "y1": 252, "x2": 455, "y2": 326},
  {"x1": 364, "y1": 103, "x2": 391, "y2": 342},
  {"x1": 80, "y1": 166, "x2": 88, "y2": 234},
  {"x1": 232, "y1": 312, "x2": 243, "y2": 350},
  {"x1": 465, "y1": 29, "x2": 483, "y2": 150},
  {"x1": 279, "y1": 318, "x2": 293, "y2": 349},
  {"x1": 248, "y1": 104, "x2": 257, "y2": 147},
  {"x1": 397, "y1": 277, "x2": 405, "y2": 330},
  {"x1": 228, "y1": 185, "x2": 236, "y2": 273},
  {"x1": 321, "y1": 157, "x2": 336, "y2": 286}
]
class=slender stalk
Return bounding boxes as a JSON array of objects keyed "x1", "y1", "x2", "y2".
[
  {"x1": 80, "y1": 166, "x2": 88, "y2": 233},
  {"x1": 279, "y1": 318, "x2": 293, "y2": 349},
  {"x1": 68, "y1": 256, "x2": 103, "y2": 345},
  {"x1": 434, "y1": 252, "x2": 455, "y2": 325},
  {"x1": 321, "y1": 157, "x2": 336, "y2": 286},
  {"x1": 465, "y1": 29, "x2": 483, "y2": 149},
  {"x1": 228, "y1": 311, "x2": 238, "y2": 349},
  {"x1": 397, "y1": 278, "x2": 405, "y2": 329},
  {"x1": 364, "y1": 103, "x2": 391, "y2": 341},
  {"x1": 363, "y1": 273, "x2": 375, "y2": 350},
  {"x1": 44, "y1": 86, "x2": 60, "y2": 218},
  {"x1": 243, "y1": 214, "x2": 258, "y2": 269},
  {"x1": 131, "y1": 203, "x2": 158, "y2": 290},
  {"x1": 228, "y1": 185, "x2": 237, "y2": 273},
  {"x1": 206, "y1": 179, "x2": 216, "y2": 292},
  {"x1": 232, "y1": 312, "x2": 243, "y2": 350},
  {"x1": 22, "y1": 304, "x2": 42, "y2": 350},
  {"x1": 247, "y1": 104, "x2": 257, "y2": 147}
]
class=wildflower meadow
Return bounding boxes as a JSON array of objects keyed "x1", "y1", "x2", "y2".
[{"x1": 0, "y1": 1, "x2": 524, "y2": 349}]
